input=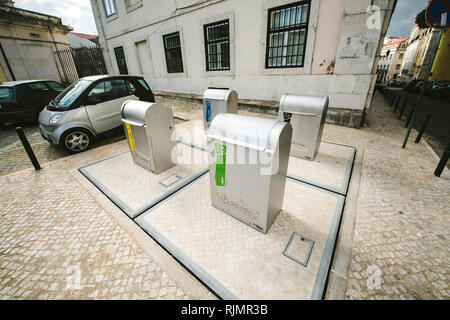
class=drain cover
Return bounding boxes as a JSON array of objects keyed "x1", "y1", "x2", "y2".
[
  {"x1": 283, "y1": 232, "x2": 314, "y2": 267},
  {"x1": 159, "y1": 174, "x2": 183, "y2": 188}
]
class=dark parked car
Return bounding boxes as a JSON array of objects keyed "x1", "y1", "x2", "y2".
[
  {"x1": 397, "y1": 80, "x2": 407, "y2": 88},
  {"x1": 0, "y1": 80, "x2": 66, "y2": 125},
  {"x1": 388, "y1": 80, "x2": 397, "y2": 87},
  {"x1": 427, "y1": 82, "x2": 450, "y2": 101},
  {"x1": 404, "y1": 79, "x2": 420, "y2": 92}
]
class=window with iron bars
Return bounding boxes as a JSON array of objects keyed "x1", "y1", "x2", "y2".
[
  {"x1": 163, "y1": 32, "x2": 184, "y2": 73},
  {"x1": 266, "y1": 1, "x2": 310, "y2": 68},
  {"x1": 114, "y1": 46, "x2": 128, "y2": 75},
  {"x1": 204, "y1": 19, "x2": 230, "y2": 71}
]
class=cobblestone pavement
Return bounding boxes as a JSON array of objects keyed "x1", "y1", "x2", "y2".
[
  {"x1": 322, "y1": 91, "x2": 449, "y2": 300},
  {"x1": 0, "y1": 92, "x2": 448, "y2": 300},
  {"x1": 0, "y1": 115, "x2": 185, "y2": 177},
  {"x1": 0, "y1": 123, "x2": 127, "y2": 177},
  {"x1": 0, "y1": 139, "x2": 190, "y2": 300},
  {"x1": 0, "y1": 124, "x2": 67, "y2": 177}
]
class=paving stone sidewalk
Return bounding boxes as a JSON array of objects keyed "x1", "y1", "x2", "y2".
[
  {"x1": 0, "y1": 140, "x2": 191, "y2": 300},
  {"x1": 0, "y1": 91, "x2": 448, "y2": 300},
  {"x1": 324, "y1": 91, "x2": 449, "y2": 300}
]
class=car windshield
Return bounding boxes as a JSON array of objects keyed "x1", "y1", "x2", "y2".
[
  {"x1": 0, "y1": 87, "x2": 13, "y2": 99},
  {"x1": 50, "y1": 80, "x2": 91, "y2": 110}
]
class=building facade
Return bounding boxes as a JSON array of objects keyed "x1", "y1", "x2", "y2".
[
  {"x1": 91, "y1": 0, "x2": 396, "y2": 127},
  {"x1": 376, "y1": 37, "x2": 408, "y2": 83},
  {"x1": 0, "y1": 1, "x2": 77, "y2": 83},
  {"x1": 429, "y1": 29, "x2": 450, "y2": 82},
  {"x1": 400, "y1": 25, "x2": 441, "y2": 81}
]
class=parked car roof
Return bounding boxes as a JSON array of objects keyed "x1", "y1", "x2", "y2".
[
  {"x1": 0, "y1": 79, "x2": 56, "y2": 87},
  {"x1": 80, "y1": 75, "x2": 144, "y2": 82}
]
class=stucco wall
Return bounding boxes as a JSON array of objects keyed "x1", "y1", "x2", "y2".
[
  {"x1": 92, "y1": 0, "x2": 394, "y2": 126},
  {"x1": 0, "y1": 11, "x2": 72, "y2": 82}
]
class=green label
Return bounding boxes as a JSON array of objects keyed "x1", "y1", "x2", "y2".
[{"x1": 215, "y1": 143, "x2": 226, "y2": 186}]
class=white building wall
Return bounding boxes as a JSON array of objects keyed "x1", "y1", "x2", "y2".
[{"x1": 91, "y1": 0, "x2": 394, "y2": 127}]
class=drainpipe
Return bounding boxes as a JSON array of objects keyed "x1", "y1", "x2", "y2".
[{"x1": 91, "y1": 0, "x2": 114, "y2": 73}]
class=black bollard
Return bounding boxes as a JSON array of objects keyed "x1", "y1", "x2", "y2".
[
  {"x1": 415, "y1": 113, "x2": 432, "y2": 143},
  {"x1": 15, "y1": 127, "x2": 41, "y2": 171},
  {"x1": 434, "y1": 142, "x2": 450, "y2": 177},
  {"x1": 398, "y1": 100, "x2": 407, "y2": 119},
  {"x1": 394, "y1": 96, "x2": 401, "y2": 113},
  {"x1": 394, "y1": 94, "x2": 401, "y2": 108},
  {"x1": 405, "y1": 103, "x2": 416, "y2": 128}
]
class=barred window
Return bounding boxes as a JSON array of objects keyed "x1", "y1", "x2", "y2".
[
  {"x1": 103, "y1": 0, "x2": 116, "y2": 17},
  {"x1": 163, "y1": 32, "x2": 184, "y2": 73},
  {"x1": 204, "y1": 20, "x2": 230, "y2": 71},
  {"x1": 266, "y1": 1, "x2": 310, "y2": 68},
  {"x1": 114, "y1": 46, "x2": 128, "y2": 75}
]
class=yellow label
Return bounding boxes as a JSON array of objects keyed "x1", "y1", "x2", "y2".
[{"x1": 124, "y1": 122, "x2": 136, "y2": 151}]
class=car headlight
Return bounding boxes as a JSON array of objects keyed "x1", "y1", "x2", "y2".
[{"x1": 49, "y1": 113, "x2": 64, "y2": 124}]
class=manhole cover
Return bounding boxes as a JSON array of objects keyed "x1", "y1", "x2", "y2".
[{"x1": 283, "y1": 232, "x2": 314, "y2": 267}]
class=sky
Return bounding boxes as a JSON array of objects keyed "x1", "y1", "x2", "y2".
[
  {"x1": 12, "y1": 0, "x2": 431, "y2": 38},
  {"x1": 386, "y1": 0, "x2": 430, "y2": 38},
  {"x1": 13, "y1": 0, "x2": 98, "y2": 35}
]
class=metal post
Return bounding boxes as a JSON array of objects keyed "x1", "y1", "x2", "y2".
[
  {"x1": 392, "y1": 92, "x2": 398, "y2": 106},
  {"x1": 415, "y1": 113, "x2": 432, "y2": 143},
  {"x1": 405, "y1": 103, "x2": 417, "y2": 128},
  {"x1": 403, "y1": 30, "x2": 443, "y2": 149},
  {"x1": 434, "y1": 141, "x2": 449, "y2": 177},
  {"x1": 394, "y1": 96, "x2": 401, "y2": 113},
  {"x1": 15, "y1": 127, "x2": 41, "y2": 171},
  {"x1": 394, "y1": 94, "x2": 401, "y2": 108},
  {"x1": 398, "y1": 99, "x2": 407, "y2": 119}
]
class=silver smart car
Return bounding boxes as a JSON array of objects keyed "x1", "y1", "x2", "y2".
[{"x1": 39, "y1": 75, "x2": 155, "y2": 153}]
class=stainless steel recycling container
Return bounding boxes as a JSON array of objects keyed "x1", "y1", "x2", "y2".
[
  {"x1": 207, "y1": 113, "x2": 292, "y2": 234},
  {"x1": 202, "y1": 88, "x2": 238, "y2": 129},
  {"x1": 278, "y1": 94, "x2": 328, "y2": 161},
  {"x1": 121, "y1": 100, "x2": 177, "y2": 174}
]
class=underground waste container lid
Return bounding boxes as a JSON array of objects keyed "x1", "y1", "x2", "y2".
[
  {"x1": 203, "y1": 88, "x2": 236, "y2": 101},
  {"x1": 121, "y1": 99, "x2": 154, "y2": 125},
  {"x1": 279, "y1": 94, "x2": 328, "y2": 116},
  {"x1": 207, "y1": 113, "x2": 285, "y2": 152}
]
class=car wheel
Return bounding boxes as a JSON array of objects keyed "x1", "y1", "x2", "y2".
[{"x1": 61, "y1": 128, "x2": 93, "y2": 153}]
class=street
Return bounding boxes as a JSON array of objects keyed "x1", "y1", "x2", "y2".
[{"x1": 382, "y1": 87, "x2": 450, "y2": 157}]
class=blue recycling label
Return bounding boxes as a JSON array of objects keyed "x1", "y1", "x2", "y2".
[{"x1": 205, "y1": 100, "x2": 211, "y2": 123}]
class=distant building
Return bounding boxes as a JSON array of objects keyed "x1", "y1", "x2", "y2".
[
  {"x1": 69, "y1": 32, "x2": 100, "y2": 46},
  {"x1": 383, "y1": 36, "x2": 401, "y2": 45},
  {"x1": 0, "y1": 0, "x2": 77, "y2": 83},
  {"x1": 376, "y1": 37, "x2": 408, "y2": 83},
  {"x1": 429, "y1": 29, "x2": 450, "y2": 82},
  {"x1": 90, "y1": 0, "x2": 396, "y2": 128},
  {"x1": 401, "y1": 25, "x2": 441, "y2": 81},
  {"x1": 68, "y1": 32, "x2": 98, "y2": 49}
]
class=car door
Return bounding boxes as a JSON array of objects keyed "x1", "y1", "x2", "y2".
[
  {"x1": 18, "y1": 82, "x2": 53, "y2": 111},
  {"x1": 85, "y1": 79, "x2": 138, "y2": 133}
]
